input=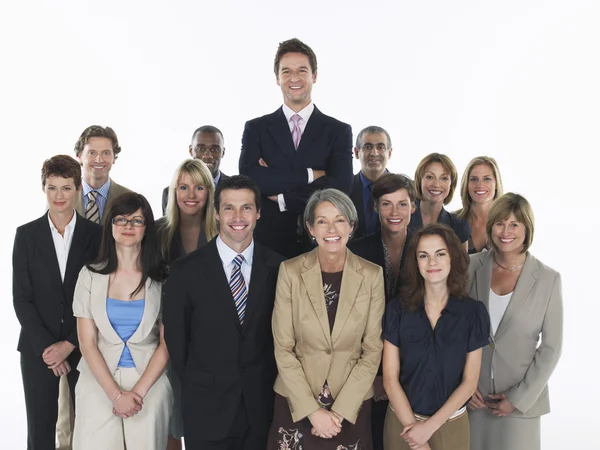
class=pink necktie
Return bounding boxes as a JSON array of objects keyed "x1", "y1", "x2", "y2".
[{"x1": 291, "y1": 114, "x2": 302, "y2": 149}]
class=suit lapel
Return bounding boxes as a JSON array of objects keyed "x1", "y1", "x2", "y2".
[
  {"x1": 90, "y1": 272, "x2": 122, "y2": 344},
  {"x1": 295, "y1": 106, "x2": 324, "y2": 157},
  {"x1": 300, "y1": 249, "x2": 331, "y2": 346},
  {"x1": 36, "y1": 214, "x2": 63, "y2": 286},
  {"x1": 331, "y1": 250, "x2": 364, "y2": 345},
  {"x1": 129, "y1": 277, "x2": 160, "y2": 343},
  {"x1": 203, "y1": 241, "x2": 242, "y2": 331},
  {"x1": 494, "y1": 253, "x2": 537, "y2": 340},
  {"x1": 242, "y1": 245, "x2": 269, "y2": 332},
  {"x1": 75, "y1": 192, "x2": 85, "y2": 216},
  {"x1": 350, "y1": 173, "x2": 365, "y2": 237},
  {"x1": 64, "y1": 214, "x2": 91, "y2": 288},
  {"x1": 474, "y1": 252, "x2": 493, "y2": 312},
  {"x1": 268, "y1": 108, "x2": 297, "y2": 164}
]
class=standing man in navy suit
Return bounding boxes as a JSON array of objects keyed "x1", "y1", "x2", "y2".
[{"x1": 239, "y1": 38, "x2": 353, "y2": 258}]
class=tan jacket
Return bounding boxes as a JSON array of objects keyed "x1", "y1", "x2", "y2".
[
  {"x1": 73, "y1": 266, "x2": 162, "y2": 376},
  {"x1": 272, "y1": 248, "x2": 385, "y2": 424},
  {"x1": 75, "y1": 179, "x2": 132, "y2": 223},
  {"x1": 468, "y1": 250, "x2": 563, "y2": 417}
]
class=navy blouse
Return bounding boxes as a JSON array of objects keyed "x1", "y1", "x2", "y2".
[
  {"x1": 383, "y1": 296, "x2": 490, "y2": 416},
  {"x1": 408, "y1": 201, "x2": 471, "y2": 244}
]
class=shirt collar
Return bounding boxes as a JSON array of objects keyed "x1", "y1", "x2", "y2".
[
  {"x1": 82, "y1": 178, "x2": 111, "y2": 198},
  {"x1": 417, "y1": 295, "x2": 461, "y2": 315},
  {"x1": 282, "y1": 102, "x2": 315, "y2": 124},
  {"x1": 359, "y1": 171, "x2": 374, "y2": 188},
  {"x1": 213, "y1": 171, "x2": 221, "y2": 186},
  {"x1": 48, "y1": 210, "x2": 77, "y2": 236},
  {"x1": 216, "y1": 235, "x2": 255, "y2": 267}
]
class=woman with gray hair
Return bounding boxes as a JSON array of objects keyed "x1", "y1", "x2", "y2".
[{"x1": 267, "y1": 188, "x2": 385, "y2": 450}]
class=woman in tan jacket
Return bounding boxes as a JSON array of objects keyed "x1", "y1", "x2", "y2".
[{"x1": 268, "y1": 188, "x2": 385, "y2": 450}]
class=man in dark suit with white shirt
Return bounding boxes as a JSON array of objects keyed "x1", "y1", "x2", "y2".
[
  {"x1": 163, "y1": 175, "x2": 284, "y2": 450},
  {"x1": 162, "y1": 125, "x2": 230, "y2": 214},
  {"x1": 239, "y1": 38, "x2": 353, "y2": 258}
]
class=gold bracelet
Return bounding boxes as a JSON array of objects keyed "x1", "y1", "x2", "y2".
[{"x1": 112, "y1": 392, "x2": 123, "y2": 404}]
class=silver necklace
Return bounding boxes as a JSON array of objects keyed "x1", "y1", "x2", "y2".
[{"x1": 493, "y1": 256, "x2": 525, "y2": 271}]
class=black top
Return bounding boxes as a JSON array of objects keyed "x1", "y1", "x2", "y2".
[
  {"x1": 155, "y1": 217, "x2": 207, "y2": 264},
  {"x1": 408, "y1": 201, "x2": 471, "y2": 244},
  {"x1": 382, "y1": 296, "x2": 490, "y2": 416}
]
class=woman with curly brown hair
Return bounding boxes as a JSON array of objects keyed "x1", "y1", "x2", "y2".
[{"x1": 382, "y1": 223, "x2": 490, "y2": 450}]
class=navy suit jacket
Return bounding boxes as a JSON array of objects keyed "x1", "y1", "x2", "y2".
[{"x1": 239, "y1": 105, "x2": 353, "y2": 257}]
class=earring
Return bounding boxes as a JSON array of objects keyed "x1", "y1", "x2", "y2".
[{"x1": 311, "y1": 236, "x2": 316, "y2": 243}]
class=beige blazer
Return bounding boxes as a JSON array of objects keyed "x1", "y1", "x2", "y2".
[
  {"x1": 272, "y1": 248, "x2": 385, "y2": 424},
  {"x1": 468, "y1": 250, "x2": 563, "y2": 417},
  {"x1": 75, "y1": 179, "x2": 132, "y2": 222},
  {"x1": 73, "y1": 266, "x2": 162, "y2": 377}
]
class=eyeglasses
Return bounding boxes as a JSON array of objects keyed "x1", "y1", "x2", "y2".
[{"x1": 112, "y1": 217, "x2": 146, "y2": 227}]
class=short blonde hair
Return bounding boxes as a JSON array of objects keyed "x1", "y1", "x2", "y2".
[
  {"x1": 456, "y1": 156, "x2": 504, "y2": 221},
  {"x1": 158, "y1": 159, "x2": 218, "y2": 260},
  {"x1": 486, "y1": 193, "x2": 535, "y2": 254},
  {"x1": 414, "y1": 153, "x2": 458, "y2": 205}
]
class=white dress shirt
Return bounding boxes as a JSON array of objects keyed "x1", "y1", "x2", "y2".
[
  {"x1": 216, "y1": 235, "x2": 254, "y2": 289},
  {"x1": 278, "y1": 102, "x2": 316, "y2": 212},
  {"x1": 48, "y1": 211, "x2": 77, "y2": 281}
]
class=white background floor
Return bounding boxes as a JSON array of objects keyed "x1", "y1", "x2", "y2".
[{"x1": 1, "y1": 1, "x2": 598, "y2": 448}]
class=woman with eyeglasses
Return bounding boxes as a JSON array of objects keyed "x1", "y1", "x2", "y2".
[{"x1": 72, "y1": 192, "x2": 173, "y2": 450}]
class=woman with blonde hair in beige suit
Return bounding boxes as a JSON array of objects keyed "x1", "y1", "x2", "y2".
[
  {"x1": 267, "y1": 188, "x2": 385, "y2": 450},
  {"x1": 467, "y1": 193, "x2": 563, "y2": 450},
  {"x1": 72, "y1": 193, "x2": 173, "y2": 450}
]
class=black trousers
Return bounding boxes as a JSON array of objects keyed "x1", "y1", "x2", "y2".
[
  {"x1": 371, "y1": 398, "x2": 388, "y2": 450},
  {"x1": 184, "y1": 398, "x2": 267, "y2": 450},
  {"x1": 20, "y1": 347, "x2": 79, "y2": 450}
]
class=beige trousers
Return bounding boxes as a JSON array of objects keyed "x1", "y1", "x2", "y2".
[
  {"x1": 384, "y1": 404, "x2": 470, "y2": 450},
  {"x1": 73, "y1": 367, "x2": 173, "y2": 450},
  {"x1": 56, "y1": 375, "x2": 74, "y2": 450}
]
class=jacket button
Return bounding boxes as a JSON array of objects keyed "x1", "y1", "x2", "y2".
[{"x1": 325, "y1": 348, "x2": 331, "y2": 355}]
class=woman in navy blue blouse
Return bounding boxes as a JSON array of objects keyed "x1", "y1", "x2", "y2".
[{"x1": 382, "y1": 223, "x2": 490, "y2": 450}]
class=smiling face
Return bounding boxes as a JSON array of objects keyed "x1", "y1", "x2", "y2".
[
  {"x1": 376, "y1": 188, "x2": 415, "y2": 235},
  {"x1": 189, "y1": 131, "x2": 225, "y2": 178},
  {"x1": 216, "y1": 188, "x2": 260, "y2": 251},
  {"x1": 276, "y1": 52, "x2": 317, "y2": 111},
  {"x1": 416, "y1": 234, "x2": 451, "y2": 286},
  {"x1": 468, "y1": 164, "x2": 496, "y2": 205},
  {"x1": 306, "y1": 201, "x2": 353, "y2": 256},
  {"x1": 77, "y1": 137, "x2": 116, "y2": 186},
  {"x1": 44, "y1": 176, "x2": 79, "y2": 215},
  {"x1": 176, "y1": 172, "x2": 208, "y2": 218},
  {"x1": 491, "y1": 212, "x2": 526, "y2": 255},
  {"x1": 112, "y1": 208, "x2": 146, "y2": 248},
  {"x1": 354, "y1": 132, "x2": 392, "y2": 179},
  {"x1": 420, "y1": 162, "x2": 451, "y2": 204}
]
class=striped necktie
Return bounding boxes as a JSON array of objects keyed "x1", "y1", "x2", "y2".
[
  {"x1": 85, "y1": 191, "x2": 100, "y2": 223},
  {"x1": 291, "y1": 114, "x2": 302, "y2": 149},
  {"x1": 229, "y1": 255, "x2": 248, "y2": 324}
]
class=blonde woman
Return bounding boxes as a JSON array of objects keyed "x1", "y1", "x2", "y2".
[
  {"x1": 156, "y1": 159, "x2": 217, "y2": 449},
  {"x1": 455, "y1": 157, "x2": 504, "y2": 254}
]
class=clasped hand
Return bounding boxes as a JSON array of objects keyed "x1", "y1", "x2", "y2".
[
  {"x1": 309, "y1": 408, "x2": 342, "y2": 439},
  {"x1": 468, "y1": 389, "x2": 515, "y2": 417},
  {"x1": 112, "y1": 391, "x2": 144, "y2": 419},
  {"x1": 43, "y1": 341, "x2": 74, "y2": 370},
  {"x1": 401, "y1": 421, "x2": 435, "y2": 450}
]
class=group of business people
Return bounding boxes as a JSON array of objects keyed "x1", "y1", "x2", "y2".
[{"x1": 13, "y1": 37, "x2": 562, "y2": 450}]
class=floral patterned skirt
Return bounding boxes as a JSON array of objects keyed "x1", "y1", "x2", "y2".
[{"x1": 267, "y1": 393, "x2": 372, "y2": 450}]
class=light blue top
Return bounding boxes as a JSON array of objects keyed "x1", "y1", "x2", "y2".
[{"x1": 106, "y1": 298, "x2": 145, "y2": 368}]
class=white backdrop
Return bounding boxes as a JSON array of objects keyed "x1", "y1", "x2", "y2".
[{"x1": 1, "y1": 1, "x2": 598, "y2": 448}]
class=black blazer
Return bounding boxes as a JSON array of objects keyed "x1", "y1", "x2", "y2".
[
  {"x1": 347, "y1": 230, "x2": 412, "y2": 304},
  {"x1": 162, "y1": 238, "x2": 285, "y2": 442},
  {"x1": 239, "y1": 105, "x2": 353, "y2": 258},
  {"x1": 350, "y1": 172, "x2": 367, "y2": 239},
  {"x1": 13, "y1": 213, "x2": 102, "y2": 357},
  {"x1": 161, "y1": 171, "x2": 229, "y2": 215}
]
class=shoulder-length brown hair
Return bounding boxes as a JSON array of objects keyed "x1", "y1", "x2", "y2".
[{"x1": 400, "y1": 223, "x2": 469, "y2": 311}]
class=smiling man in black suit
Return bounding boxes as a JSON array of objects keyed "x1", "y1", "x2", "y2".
[{"x1": 239, "y1": 38, "x2": 353, "y2": 258}]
